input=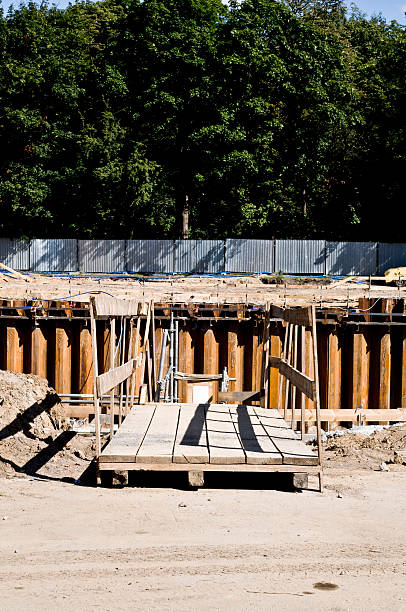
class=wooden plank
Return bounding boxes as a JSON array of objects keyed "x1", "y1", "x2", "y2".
[
  {"x1": 283, "y1": 306, "x2": 312, "y2": 327},
  {"x1": 218, "y1": 390, "x2": 263, "y2": 403},
  {"x1": 136, "y1": 404, "x2": 180, "y2": 464},
  {"x1": 99, "y1": 461, "x2": 321, "y2": 474},
  {"x1": 229, "y1": 405, "x2": 282, "y2": 465},
  {"x1": 254, "y1": 408, "x2": 318, "y2": 466},
  {"x1": 100, "y1": 404, "x2": 156, "y2": 462},
  {"x1": 92, "y1": 295, "x2": 139, "y2": 317},
  {"x1": 270, "y1": 357, "x2": 315, "y2": 400},
  {"x1": 173, "y1": 404, "x2": 209, "y2": 464},
  {"x1": 205, "y1": 404, "x2": 245, "y2": 464},
  {"x1": 96, "y1": 358, "x2": 136, "y2": 397}
]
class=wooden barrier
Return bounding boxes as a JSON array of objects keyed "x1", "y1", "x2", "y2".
[{"x1": 2, "y1": 298, "x2": 406, "y2": 429}]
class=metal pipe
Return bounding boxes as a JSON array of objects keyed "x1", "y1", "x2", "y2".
[{"x1": 156, "y1": 329, "x2": 169, "y2": 401}]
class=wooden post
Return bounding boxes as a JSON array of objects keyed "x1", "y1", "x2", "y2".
[
  {"x1": 78, "y1": 323, "x2": 93, "y2": 395},
  {"x1": 31, "y1": 324, "x2": 47, "y2": 379},
  {"x1": 124, "y1": 319, "x2": 135, "y2": 415},
  {"x1": 310, "y1": 305, "x2": 323, "y2": 492},
  {"x1": 401, "y1": 327, "x2": 406, "y2": 408},
  {"x1": 178, "y1": 325, "x2": 193, "y2": 402},
  {"x1": 89, "y1": 301, "x2": 101, "y2": 465},
  {"x1": 118, "y1": 317, "x2": 126, "y2": 426},
  {"x1": 260, "y1": 303, "x2": 270, "y2": 408},
  {"x1": 277, "y1": 322, "x2": 289, "y2": 412},
  {"x1": 55, "y1": 323, "x2": 71, "y2": 394},
  {"x1": 109, "y1": 317, "x2": 116, "y2": 440},
  {"x1": 291, "y1": 324, "x2": 298, "y2": 430},
  {"x1": 301, "y1": 326, "x2": 306, "y2": 441},
  {"x1": 204, "y1": 326, "x2": 219, "y2": 402},
  {"x1": 138, "y1": 301, "x2": 152, "y2": 402},
  {"x1": 327, "y1": 328, "x2": 341, "y2": 429},
  {"x1": 269, "y1": 328, "x2": 282, "y2": 408},
  {"x1": 6, "y1": 325, "x2": 24, "y2": 373},
  {"x1": 283, "y1": 324, "x2": 294, "y2": 419}
]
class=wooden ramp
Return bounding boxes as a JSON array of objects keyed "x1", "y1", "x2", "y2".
[{"x1": 99, "y1": 403, "x2": 320, "y2": 482}]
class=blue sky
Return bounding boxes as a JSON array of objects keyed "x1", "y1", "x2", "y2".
[{"x1": 1, "y1": 0, "x2": 405, "y2": 24}]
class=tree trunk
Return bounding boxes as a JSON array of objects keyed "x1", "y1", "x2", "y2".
[{"x1": 182, "y1": 194, "x2": 189, "y2": 239}]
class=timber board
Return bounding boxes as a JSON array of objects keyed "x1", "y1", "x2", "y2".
[{"x1": 99, "y1": 402, "x2": 319, "y2": 468}]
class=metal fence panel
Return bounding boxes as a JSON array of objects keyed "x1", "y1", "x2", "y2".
[
  {"x1": 126, "y1": 240, "x2": 174, "y2": 273},
  {"x1": 378, "y1": 243, "x2": 406, "y2": 275},
  {"x1": 225, "y1": 239, "x2": 274, "y2": 273},
  {"x1": 0, "y1": 238, "x2": 30, "y2": 270},
  {"x1": 275, "y1": 240, "x2": 325, "y2": 274},
  {"x1": 326, "y1": 242, "x2": 377, "y2": 276},
  {"x1": 78, "y1": 240, "x2": 126, "y2": 273},
  {"x1": 176, "y1": 240, "x2": 224, "y2": 273},
  {"x1": 30, "y1": 239, "x2": 78, "y2": 272}
]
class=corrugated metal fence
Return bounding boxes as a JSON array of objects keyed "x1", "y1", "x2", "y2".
[{"x1": 0, "y1": 238, "x2": 405, "y2": 275}]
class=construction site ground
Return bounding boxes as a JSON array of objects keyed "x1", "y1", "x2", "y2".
[
  {"x1": 1, "y1": 271, "x2": 406, "y2": 306},
  {"x1": 1, "y1": 371, "x2": 406, "y2": 611}
]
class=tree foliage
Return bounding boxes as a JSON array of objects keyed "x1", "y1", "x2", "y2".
[{"x1": 0, "y1": 0, "x2": 405, "y2": 239}]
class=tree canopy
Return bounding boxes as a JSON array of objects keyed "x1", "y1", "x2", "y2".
[{"x1": 0, "y1": 0, "x2": 405, "y2": 239}]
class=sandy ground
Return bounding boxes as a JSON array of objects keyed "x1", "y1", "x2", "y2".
[
  {"x1": 2, "y1": 371, "x2": 406, "y2": 611},
  {"x1": 1, "y1": 467, "x2": 405, "y2": 612},
  {"x1": 1, "y1": 272, "x2": 405, "y2": 306}
]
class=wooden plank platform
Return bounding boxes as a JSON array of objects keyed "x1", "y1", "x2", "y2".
[{"x1": 99, "y1": 403, "x2": 319, "y2": 470}]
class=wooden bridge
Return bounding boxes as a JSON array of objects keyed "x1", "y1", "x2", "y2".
[
  {"x1": 89, "y1": 296, "x2": 323, "y2": 491},
  {"x1": 98, "y1": 402, "x2": 319, "y2": 486}
]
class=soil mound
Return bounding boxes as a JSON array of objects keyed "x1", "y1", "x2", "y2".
[
  {"x1": 0, "y1": 370, "x2": 92, "y2": 480},
  {"x1": 324, "y1": 425, "x2": 406, "y2": 470}
]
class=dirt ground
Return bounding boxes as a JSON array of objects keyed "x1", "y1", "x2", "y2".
[
  {"x1": 1, "y1": 371, "x2": 406, "y2": 611},
  {"x1": 1, "y1": 467, "x2": 405, "y2": 612},
  {"x1": 1, "y1": 271, "x2": 405, "y2": 306}
]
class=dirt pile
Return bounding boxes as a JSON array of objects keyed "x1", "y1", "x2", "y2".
[
  {"x1": 0, "y1": 370, "x2": 93, "y2": 480},
  {"x1": 323, "y1": 426, "x2": 406, "y2": 470}
]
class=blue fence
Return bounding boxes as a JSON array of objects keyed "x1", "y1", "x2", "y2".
[{"x1": 0, "y1": 238, "x2": 405, "y2": 275}]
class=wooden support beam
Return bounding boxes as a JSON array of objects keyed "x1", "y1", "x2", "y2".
[
  {"x1": 270, "y1": 357, "x2": 316, "y2": 400},
  {"x1": 92, "y1": 295, "x2": 139, "y2": 317},
  {"x1": 63, "y1": 405, "x2": 406, "y2": 423},
  {"x1": 218, "y1": 390, "x2": 263, "y2": 403},
  {"x1": 96, "y1": 358, "x2": 136, "y2": 397}
]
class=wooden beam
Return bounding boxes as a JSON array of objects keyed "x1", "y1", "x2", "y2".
[
  {"x1": 218, "y1": 390, "x2": 263, "y2": 403},
  {"x1": 63, "y1": 405, "x2": 406, "y2": 423},
  {"x1": 96, "y1": 358, "x2": 136, "y2": 397},
  {"x1": 270, "y1": 356, "x2": 315, "y2": 400},
  {"x1": 91, "y1": 295, "x2": 139, "y2": 318},
  {"x1": 284, "y1": 306, "x2": 313, "y2": 327}
]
